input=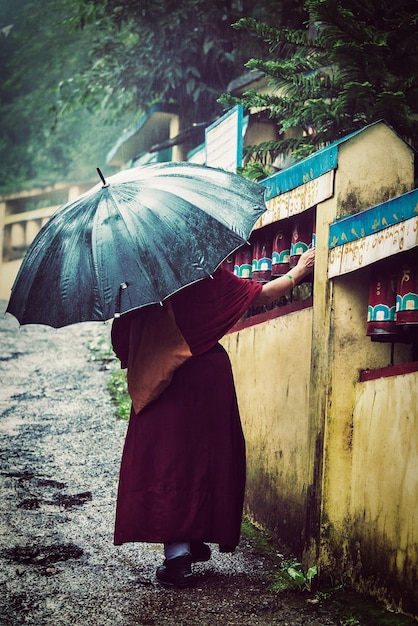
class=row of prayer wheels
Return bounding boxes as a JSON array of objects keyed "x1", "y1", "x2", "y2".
[
  {"x1": 367, "y1": 253, "x2": 418, "y2": 339},
  {"x1": 225, "y1": 214, "x2": 417, "y2": 339},
  {"x1": 227, "y1": 214, "x2": 315, "y2": 283}
]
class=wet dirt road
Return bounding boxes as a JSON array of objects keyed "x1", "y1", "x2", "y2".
[{"x1": 0, "y1": 302, "x2": 414, "y2": 626}]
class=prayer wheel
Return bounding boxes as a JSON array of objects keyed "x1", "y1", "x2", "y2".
[
  {"x1": 234, "y1": 244, "x2": 252, "y2": 278},
  {"x1": 271, "y1": 227, "x2": 290, "y2": 277},
  {"x1": 367, "y1": 263, "x2": 398, "y2": 339},
  {"x1": 289, "y1": 216, "x2": 311, "y2": 268},
  {"x1": 251, "y1": 232, "x2": 272, "y2": 283},
  {"x1": 396, "y1": 254, "x2": 418, "y2": 325}
]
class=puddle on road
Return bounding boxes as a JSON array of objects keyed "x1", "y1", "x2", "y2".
[{"x1": 4, "y1": 542, "x2": 84, "y2": 566}]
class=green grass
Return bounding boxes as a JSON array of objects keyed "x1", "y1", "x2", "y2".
[
  {"x1": 88, "y1": 336, "x2": 131, "y2": 420},
  {"x1": 106, "y1": 369, "x2": 131, "y2": 420}
]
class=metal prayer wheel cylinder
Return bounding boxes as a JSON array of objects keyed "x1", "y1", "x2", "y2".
[
  {"x1": 367, "y1": 265, "x2": 398, "y2": 339},
  {"x1": 396, "y1": 254, "x2": 418, "y2": 325},
  {"x1": 271, "y1": 228, "x2": 290, "y2": 277},
  {"x1": 234, "y1": 244, "x2": 252, "y2": 278},
  {"x1": 251, "y1": 233, "x2": 272, "y2": 283},
  {"x1": 289, "y1": 217, "x2": 312, "y2": 268}
]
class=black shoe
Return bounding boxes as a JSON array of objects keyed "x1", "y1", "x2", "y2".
[
  {"x1": 190, "y1": 542, "x2": 211, "y2": 563},
  {"x1": 156, "y1": 554, "x2": 193, "y2": 588}
]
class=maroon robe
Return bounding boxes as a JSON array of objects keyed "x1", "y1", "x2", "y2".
[{"x1": 112, "y1": 267, "x2": 262, "y2": 548}]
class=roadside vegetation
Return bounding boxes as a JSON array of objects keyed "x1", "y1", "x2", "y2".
[{"x1": 241, "y1": 518, "x2": 417, "y2": 626}]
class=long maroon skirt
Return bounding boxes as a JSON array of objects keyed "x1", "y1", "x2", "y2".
[{"x1": 114, "y1": 343, "x2": 246, "y2": 548}]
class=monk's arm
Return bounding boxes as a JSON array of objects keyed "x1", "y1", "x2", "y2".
[{"x1": 253, "y1": 247, "x2": 316, "y2": 306}]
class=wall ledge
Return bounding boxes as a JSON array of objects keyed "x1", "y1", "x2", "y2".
[
  {"x1": 229, "y1": 297, "x2": 313, "y2": 333},
  {"x1": 360, "y1": 361, "x2": 418, "y2": 382}
]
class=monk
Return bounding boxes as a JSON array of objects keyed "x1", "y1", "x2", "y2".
[{"x1": 111, "y1": 247, "x2": 315, "y2": 587}]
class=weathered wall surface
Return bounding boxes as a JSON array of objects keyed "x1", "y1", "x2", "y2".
[
  {"x1": 224, "y1": 123, "x2": 417, "y2": 615},
  {"x1": 222, "y1": 306, "x2": 313, "y2": 552},
  {"x1": 320, "y1": 371, "x2": 418, "y2": 614}
]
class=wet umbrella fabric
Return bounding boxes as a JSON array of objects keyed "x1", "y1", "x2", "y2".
[{"x1": 6, "y1": 162, "x2": 266, "y2": 328}]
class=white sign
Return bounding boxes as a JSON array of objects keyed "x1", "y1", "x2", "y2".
[{"x1": 205, "y1": 105, "x2": 243, "y2": 172}]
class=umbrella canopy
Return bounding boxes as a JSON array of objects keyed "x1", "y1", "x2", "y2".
[{"x1": 6, "y1": 162, "x2": 266, "y2": 328}]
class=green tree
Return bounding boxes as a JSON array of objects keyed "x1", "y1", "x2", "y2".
[
  {"x1": 1, "y1": 0, "x2": 306, "y2": 193},
  {"x1": 0, "y1": 0, "x2": 131, "y2": 193},
  {"x1": 219, "y1": 0, "x2": 418, "y2": 178},
  {"x1": 63, "y1": 0, "x2": 306, "y2": 127}
]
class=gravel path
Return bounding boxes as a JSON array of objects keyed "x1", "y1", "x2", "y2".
[{"x1": 1, "y1": 302, "x2": 414, "y2": 626}]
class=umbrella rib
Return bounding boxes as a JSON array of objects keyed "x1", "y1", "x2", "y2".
[{"x1": 94, "y1": 188, "x2": 165, "y2": 312}]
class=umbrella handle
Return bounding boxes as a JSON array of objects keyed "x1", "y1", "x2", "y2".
[{"x1": 115, "y1": 282, "x2": 128, "y2": 318}]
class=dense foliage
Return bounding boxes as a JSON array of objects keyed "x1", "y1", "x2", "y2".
[
  {"x1": 62, "y1": 0, "x2": 301, "y2": 125},
  {"x1": 219, "y1": 0, "x2": 418, "y2": 178},
  {"x1": 0, "y1": 0, "x2": 304, "y2": 193},
  {"x1": 0, "y1": 0, "x2": 132, "y2": 192}
]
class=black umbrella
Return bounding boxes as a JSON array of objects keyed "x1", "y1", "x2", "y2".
[{"x1": 6, "y1": 162, "x2": 266, "y2": 328}]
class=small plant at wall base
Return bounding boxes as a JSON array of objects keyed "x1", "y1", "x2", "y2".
[
  {"x1": 107, "y1": 370, "x2": 131, "y2": 420},
  {"x1": 270, "y1": 558, "x2": 318, "y2": 592},
  {"x1": 342, "y1": 618, "x2": 360, "y2": 626},
  {"x1": 88, "y1": 337, "x2": 131, "y2": 420}
]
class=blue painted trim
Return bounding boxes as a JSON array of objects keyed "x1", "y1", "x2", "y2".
[
  {"x1": 263, "y1": 145, "x2": 338, "y2": 200},
  {"x1": 262, "y1": 120, "x2": 389, "y2": 199},
  {"x1": 329, "y1": 188, "x2": 418, "y2": 249}
]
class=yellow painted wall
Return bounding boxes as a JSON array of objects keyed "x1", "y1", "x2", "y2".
[
  {"x1": 322, "y1": 269, "x2": 414, "y2": 523},
  {"x1": 307, "y1": 124, "x2": 417, "y2": 612},
  {"x1": 222, "y1": 306, "x2": 313, "y2": 550},
  {"x1": 348, "y1": 372, "x2": 417, "y2": 612},
  {"x1": 0, "y1": 183, "x2": 91, "y2": 301},
  {"x1": 0, "y1": 259, "x2": 21, "y2": 302},
  {"x1": 334, "y1": 123, "x2": 415, "y2": 217},
  {"x1": 221, "y1": 122, "x2": 417, "y2": 613}
]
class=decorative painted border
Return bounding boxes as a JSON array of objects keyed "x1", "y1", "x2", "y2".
[
  {"x1": 263, "y1": 147, "x2": 337, "y2": 200},
  {"x1": 329, "y1": 188, "x2": 418, "y2": 249},
  {"x1": 255, "y1": 171, "x2": 334, "y2": 229},
  {"x1": 328, "y1": 215, "x2": 418, "y2": 277},
  {"x1": 256, "y1": 122, "x2": 390, "y2": 230}
]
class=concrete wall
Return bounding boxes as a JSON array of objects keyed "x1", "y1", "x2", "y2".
[
  {"x1": 310, "y1": 125, "x2": 417, "y2": 613},
  {"x1": 222, "y1": 122, "x2": 417, "y2": 615},
  {"x1": 348, "y1": 371, "x2": 418, "y2": 613},
  {"x1": 317, "y1": 270, "x2": 416, "y2": 612},
  {"x1": 222, "y1": 306, "x2": 313, "y2": 552}
]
